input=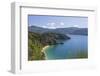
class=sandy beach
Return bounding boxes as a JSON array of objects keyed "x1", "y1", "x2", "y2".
[{"x1": 41, "y1": 45, "x2": 49, "y2": 53}]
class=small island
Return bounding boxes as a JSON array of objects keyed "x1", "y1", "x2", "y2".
[{"x1": 28, "y1": 31, "x2": 70, "y2": 60}]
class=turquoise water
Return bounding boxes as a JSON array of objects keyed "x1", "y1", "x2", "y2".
[{"x1": 44, "y1": 35, "x2": 88, "y2": 60}]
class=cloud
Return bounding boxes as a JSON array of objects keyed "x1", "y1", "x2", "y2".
[
  {"x1": 73, "y1": 25, "x2": 79, "y2": 27},
  {"x1": 42, "y1": 25, "x2": 47, "y2": 28},
  {"x1": 51, "y1": 22, "x2": 55, "y2": 25},
  {"x1": 47, "y1": 22, "x2": 55, "y2": 26},
  {"x1": 46, "y1": 22, "x2": 65, "y2": 29},
  {"x1": 46, "y1": 22, "x2": 56, "y2": 29},
  {"x1": 47, "y1": 23, "x2": 50, "y2": 26},
  {"x1": 42, "y1": 22, "x2": 66, "y2": 29},
  {"x1": 60, "y1": 22, "x2": 64, "y2": 25}
]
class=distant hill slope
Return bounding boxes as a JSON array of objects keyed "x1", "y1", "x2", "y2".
[
  {"x1": 28, "y1": 26, "x2": 88, "y2": 35},
  {"x1": 28, "y1": 26, "x2": 50, "y2": 33},
  {"x1": 71, "y1": 28, "x2": 88, "y2": 35}
]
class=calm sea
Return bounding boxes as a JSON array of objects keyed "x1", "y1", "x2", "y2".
[{"x1": 44, "y1": 35, "x2": 88, "y2": 60}]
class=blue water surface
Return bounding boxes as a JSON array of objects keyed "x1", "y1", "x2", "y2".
[{"x1": 44, "y1": 35, "x2": 88, "y2": 60}]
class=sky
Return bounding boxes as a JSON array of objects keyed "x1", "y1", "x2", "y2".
[{"x1": 28, "y1": 15, "x2": 88, "y2": 29}]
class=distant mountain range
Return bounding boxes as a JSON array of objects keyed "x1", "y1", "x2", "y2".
[{"x1": 28, "y1": 26, "x2": 88, "y2": 35}]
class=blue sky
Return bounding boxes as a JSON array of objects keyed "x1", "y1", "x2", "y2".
[{"x1": 28, "y1": 15, "x2": 88, "y2": 29}]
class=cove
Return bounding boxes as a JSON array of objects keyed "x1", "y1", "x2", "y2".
[{"x1": 43, "y1": 35, "x2": 88, "y2": 60}]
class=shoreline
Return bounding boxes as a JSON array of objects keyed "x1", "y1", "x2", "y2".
[
  {"x1": 41, "y1": 45, "x2": 50, "y2": 53},
  {"x1": 41, "y1": 45, "x2": 50, "y2": 60}
]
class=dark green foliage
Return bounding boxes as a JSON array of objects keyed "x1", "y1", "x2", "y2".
[
  {"x1": 28, "y1": 32, "x2": 44, "y2": 60},
  {"x1": 28, "y1": 31, "x2": 70, "y2": 60},
  {"x1": 41, "y1": 32, "x2": 70, "y2": 45}
]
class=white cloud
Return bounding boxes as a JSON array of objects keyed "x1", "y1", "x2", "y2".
[
  {"x1": 47, "y1": 23, "x2": 50, "y2": 26},
  {"x1": 51, "y1": 22, "x2": 55, "y2": 26},
  {"x1": 42, "y1": 25, "x2": 47, "y2": 28},
  {"x1": 46, "y1": 22, "x2": 65, "y2": 29},
  {"x1": 46, "y1": 22, "x2": 56, "y2": 29},
  {"x1": 73, "y1": 25, "x2": 79, "y2": 27},
  {"x1": 47, "y1": 22, "x2": 55, "y2": 26},
  {"x1": 60, "y1": 22, "x2": 64, "y2": 25}
]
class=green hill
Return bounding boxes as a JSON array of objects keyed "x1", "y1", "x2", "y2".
[{"x1": 28, "y1": 32, "x2": 70, "y2": 60}]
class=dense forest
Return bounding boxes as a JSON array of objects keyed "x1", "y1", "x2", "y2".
[{"x1": 28, "y1": 31, "x2": 70, "y2": 60}]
